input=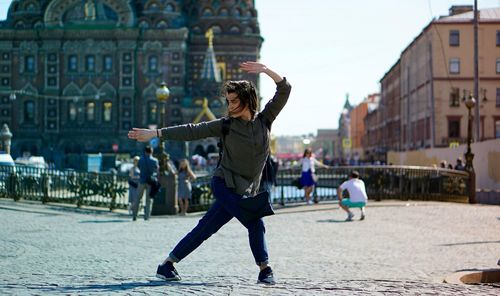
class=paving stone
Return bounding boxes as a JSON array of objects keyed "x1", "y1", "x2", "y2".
[{"x1": 0, "y1": 199, "x2": 498, "y2": 295}]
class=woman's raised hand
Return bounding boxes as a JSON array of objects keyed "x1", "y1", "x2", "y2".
[
  {"x1": 240, "y1": 61, "x2": 267, "y2": 74},
  {"x1": 128, "y1": 128, "x2": 156, "y2": 142}
]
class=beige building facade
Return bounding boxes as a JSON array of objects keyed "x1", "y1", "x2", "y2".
[{"x1": 370, "y1": 6, "x2": 500, "y2": 157}]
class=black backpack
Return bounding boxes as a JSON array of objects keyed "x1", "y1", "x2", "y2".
[{"x1": 217, "y1": 114, "x2": 276, "y2": 186}]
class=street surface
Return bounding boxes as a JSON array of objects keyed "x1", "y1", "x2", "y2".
[{"x1": 0, "y1": 199, "x2": 498, "y2": 295}]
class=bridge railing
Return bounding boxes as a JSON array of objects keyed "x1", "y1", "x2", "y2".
[{"x1": 0, "y1": 164, "x2": 470, "y2": 212}]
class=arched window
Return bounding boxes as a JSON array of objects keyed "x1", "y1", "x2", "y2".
[
  {"x1": 25, "y1": 2, "x2": 37, "y2": 11},
  {"x1": 202, "y1": 8, "x2": 213, "y2": 16},
  {"x1": 219, "y1": 8, "x2": 229, "y2": 16},
  {"x1": 245, "y1": 27, "x2": 254, "y2": 34},
  {"x1": 14, "y1": 21, "x2": 25, "y2": 29},
  {"x1": 245, "y1": 10, "x2": 253, "y2": 17},
  {"x1": 229, "y1": 25, "x2": 240, "y2": 34},
  {"x1": 148, "y1": 56, "x2": 158, "y2": 72},
  {"x1": 156, "y1": 20, "x2": 168, "y2": 29},
  {"x1": 191, "y1": 26, "x2": 202, "y2": 34},
  {"x1": 24, "y1": 100, "x2": 35, "y2": 123},
  {"x1": 85, "y1": 101, "x2": 95, "y2": 122},
  {"x1": 147, "y1": 2, "x2": 160, "y2": 11},
  {"x1": 211, "y1": 25, "x2": 222, "y2": 34},
  {"x1": 138, "y1": 20, "x2": 149, "y2": 29},
  {"x1": 165, "y1": 3, "x2": 175, "y2": 12},
  {"x1": 233, "y1": 8, "x2": 241, "y2": 17},
  {"x1": 147, "y1": 101, "x2": 157, "y2": 124},
  {"x1": 103, "y1": 101, "x2": 112, "y2": 122}
]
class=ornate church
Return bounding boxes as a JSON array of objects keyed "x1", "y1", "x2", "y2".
[{"x1": 0, "y1": 0, "x2": 262, "y2": 167}]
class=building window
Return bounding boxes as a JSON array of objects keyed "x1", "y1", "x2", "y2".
[
  {"x1": 497, "y1": 88, "x2": 500, "y2": 107},
  {"x1": 25, "y1": 55, "x2": 35, "y2": 72},
  {"x1": 48, "y1": 65, "x2": 57, "y2": 74},
  {"x1": 1, "y1": 65, "x2": 9, "y2": 73},
  {"x1": 497, "y1": 31, "x2": 500, "y2": 46},
  {"x1": 103, "y1": 55, "x2": 112, "y2": 72},
  {"x1": 147, "y1": 101, "x2": 157, "y2": 124},
  {"x1": 48, "y1": 53, "x2": 57, "y2": 62},
  {"x1": 123, "y1": 64, "x2": 132, "y2": 74},
  {"x1": 165, "y1": 3, "x2": 175, "y2": 12},
  {"x1": 449, "y1": 58, "x2": 460, "y2": 74},
  {"x1": 497, "y1": 58, "x2": 500, "y2": 74},
  {"x1": 450, "y1": 87, "x2": 460, "y2": 107},
  {"x1": 122, "y1": 53, "x2": 131, "y2": 62},
  {"x1": 85, "y1": 102, "x2": 95, "y2": 122},
  {"x1": 1, "y1": 78, "x2": 9, "y2": 86},
  {"x1": 68, "y1": 55, "x2": 78, "y2": 72},
  {"x1": 103, "y1": 102, "x2": 112, "y2": 122},
  {"x1": 48, "y1": 77, "x2": 57, "y2": 86},
  {"x1": 85, "y1": 55, "x2": 95, "y2": 72},
  {"x1": 448, "y1": 118, "x2": 460, "y2": 138},
  {"x1": 2, "y1": 52, "x2": 9, "y2": 60},
  {"x1": 148, "y1": 56, "x2": 158, "y2": 72},
  {"x1": 24, "y1": 100, "x2": 35, "y2": 123},
  {"x1": 68, "y1": 102, "x2": 77, "y2": 121},
  {"x1": 122, "y1": 77, "x2": 131, "y2": 86},
  {"x1": 449, "y1": 30, "x2": 460, "y2": 46}
]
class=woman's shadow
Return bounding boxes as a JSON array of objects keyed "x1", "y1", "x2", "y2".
[{"x1": 50, "y1": 280, "x2": 214, "y2": 293}]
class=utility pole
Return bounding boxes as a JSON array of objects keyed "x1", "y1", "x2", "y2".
[{"x1": 473, "y1": 0, "x2": 480, "y2": 141}]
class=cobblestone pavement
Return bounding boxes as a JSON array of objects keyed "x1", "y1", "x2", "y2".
[{"x1": 0, "y1": 199, "x2": 498, "y2": 295}]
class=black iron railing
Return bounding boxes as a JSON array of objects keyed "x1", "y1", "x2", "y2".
[{"x1": 0, "y1": 164, "x2": 470, "y2": 213}]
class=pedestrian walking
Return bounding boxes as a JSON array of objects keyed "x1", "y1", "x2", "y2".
[
  {"x1": 300, "y1": 148, "x2": 328, "y2": 205},
  {"x1": 128, "y1": 61, "x2": 291, "y2": 284},
  {"x1": 337, "y1": 170, "x2": 368, "y2": 221},
  {"x1": 127, "y1": 156, "x2": 140, "y2": 214},
  {"x1": 132, "y1": 146, "x2": 159, "y2": 221},
  {"x1": 177, "y1": 159, "x2": 196, "y2": 216}
]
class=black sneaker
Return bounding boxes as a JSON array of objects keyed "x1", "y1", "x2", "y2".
[
  {"x1": 156, "y1": 261, "x2": 181, "y2": 281},
  {"x1": 257, "y1": 266, "x2": 275, "y2": 285}
]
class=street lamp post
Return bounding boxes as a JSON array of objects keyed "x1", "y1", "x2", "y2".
[
  {"x1": 155, "y1": 81, "x2": 170, "y2": 174},
  {"x1": 153, "y1": 81, "x2": 178, "y2": 215},
  {"x1": 464, "y1": 95, "x2": 476, "y2": 204}
]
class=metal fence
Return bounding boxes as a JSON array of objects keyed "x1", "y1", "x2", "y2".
[{"x1": 0, "y1": 164, "x2": 471, "y2": 213}]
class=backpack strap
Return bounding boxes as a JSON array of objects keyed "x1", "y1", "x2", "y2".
[{"x1": 217, "y1": 117, "x2": 231, "y2": 168}]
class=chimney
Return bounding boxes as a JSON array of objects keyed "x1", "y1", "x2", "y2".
[{"x1": 449, "y1": 5, "x2": 473, "y2": 16}]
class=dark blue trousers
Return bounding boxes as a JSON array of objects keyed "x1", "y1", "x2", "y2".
[{"x1": 169, "y1": 176, "x2": 269, "y2": 265}]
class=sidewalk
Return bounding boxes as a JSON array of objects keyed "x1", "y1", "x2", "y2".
[{"x1": 0, "y1": 198, "x2": 498, "y2": 295}]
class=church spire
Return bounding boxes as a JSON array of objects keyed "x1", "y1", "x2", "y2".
[
  {"x1": 201, "y1": 28, "x2": 221, "y2": 82},
  {"x1": 343, "y1": 93, "x2": 352, "y2": 110}
]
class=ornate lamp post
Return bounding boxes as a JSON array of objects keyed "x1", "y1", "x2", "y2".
[
  {"x1": 155, "y1": 81, "x2": 170, "y2": 174},
  {"x1": 464, "y1": 95, "x2": 476, "y2": 204},
  {"x1": 153, "y1": 81, "x2": 178, "y2": 215}
]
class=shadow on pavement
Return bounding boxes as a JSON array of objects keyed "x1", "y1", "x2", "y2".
[
  {"x1": 49, "y1": 280, "x2": 216, "y2": 292},
  {"x1": 316, "y1": 219, "x2": 351, "y2": 223},
  {"x1": 438, "y1": 240, "x2": 500, "y2": 247},
  {"x1": 79, "y1": 219, "x2": 130, "y2": 224},
  {"x1": 0, "y1": 206, "x2": 63, "y2": 216}
]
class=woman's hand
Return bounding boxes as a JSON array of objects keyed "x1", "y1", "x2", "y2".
[
  {"x1": 240, "y1": 61, "x2": 283, "y2": 83},
  {"x1": 240, "y1": 61, "x2": 267, "y2": 74},
  {"x1": 128, "y1": 128, "x2": 157, "y2": 142}
]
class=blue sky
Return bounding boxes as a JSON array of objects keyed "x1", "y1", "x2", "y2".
[{"x1": 1, "y1": 0, "x2": 499, "y2": 136}]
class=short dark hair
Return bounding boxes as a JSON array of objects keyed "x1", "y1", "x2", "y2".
[
  {"x1": 351, "y1": 171, "x2": 360, "y2": 178},
  {"x1": 223, "y1": 80, "x2": 258, "y2": 119},
  {"x1": 144, "y1": 146, "x2": 153, "y2": 154}
]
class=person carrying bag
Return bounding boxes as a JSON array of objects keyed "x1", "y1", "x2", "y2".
[{"x1": 128, "y1": 61, "x2": 291, "y2": 285}]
